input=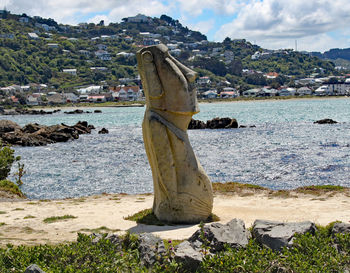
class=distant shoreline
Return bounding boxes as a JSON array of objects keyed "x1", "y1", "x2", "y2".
[{"x1": 6, "y1": 95, "x2": 347, "y2": 111}]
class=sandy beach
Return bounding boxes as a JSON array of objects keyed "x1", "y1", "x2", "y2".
[{"x1": 0, "y1": 190, "x2": 349, "y2": 246}]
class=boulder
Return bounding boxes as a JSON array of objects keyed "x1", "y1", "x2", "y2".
[
  {"x1": 174, "y1": 240, "x2": 204, "y2": 271},
  {"x1": 188, "y1": 119, "x2": 206, "y2": 129},
  {"x1": 137, "y1": 233, "x2": 166, "y2": 266},
  {"x1": 21, "y1": 123, "x2": 44, "y2": 134},
  {"x1": 94, "y1": 110, "x2": 102, "y2": 113},
  {"x1": 206, "y1": 117, "x2": 238, "y2": 129},
  {"x1": 98, "y1": 128, "x2": 109, "y2": 134},
  {"x1": 24, "y1": 264, "x2": 46, "y2": 273},
  {"x1": 189, "y1": 218, "x2": 249, "y2": 252},
  {"x1": 105, "y1": 233, "x2": 122, "y2": 246},
  {"x1": 252, "y1": 220, "x2": 317, "y2": 251},
  {"x1": 331, "y1": 222, "x2": 350, "y2": 235},
  {"x1": 64, "y1": 109, "x2": 84, "y2": 114},
  {"x1": 0, "y1": 120, "x2": 21, "y2": 134},
  {"x1": 314, "y1": 118, "x2": 338, "y2": 124}
]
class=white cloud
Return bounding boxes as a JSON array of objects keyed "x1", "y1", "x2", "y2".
[
  {"x1": 174, "y1": 0, "x2": 244, "y2": 16},
  {"x1": 215, "y1": 0, "x2": 350, "y2": 51},
  {"x1": 184, "y1": 19, "x2": 215, "y2": 34},
  {"x1": 1, "y1": 0, "x2": 170, "y2": 24}
]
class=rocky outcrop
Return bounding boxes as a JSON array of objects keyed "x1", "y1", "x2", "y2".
[
  {"x1": 188, "y1": 117, "x2": 238, "y2": 129},
  {"x1": 64, "y1": 109, "x2": 84, "y2": 114},
  {"x1": 24, "y1": 264, "x2": 46, "y2": 273},
  {"x1": 331, "y1": 222, "x2": 350, "y2": 235},
  {"x1": 0, "y1": 120, "x2": 21, "y2": 134},
  {"x1": 94, "y1": 110, "x2": 102, "y2": 113},
  {"x1": 174, "y1": 241, "x2": 204, "y2": 271},
  {"x1": 98, "y1": 128, "x2": 109, "y2": 134},
  {"x1": 0, "y1": 120, "x2": 95, "y2": 146},
  {"x1": 252, "y1": 220, "x2": 317, "y2": 251},
  {"x1": 314, "y1": 118, "x2": 338, "y2": 124},
  {"x1": 188, "y1": 119, "x2": 206, "y2": 129},
  {"x1": 2, "y1": 109, "x2": 61, "y2": 115},
  {"x1": 138, "y1": 233, "x2": 166, "y2": 266},
  {"x1": 188, "y1": 218, "x2": 249, "y2": 252},
  {"x1": 206, "y1": 117, "x2": 238, "y2": 129}
]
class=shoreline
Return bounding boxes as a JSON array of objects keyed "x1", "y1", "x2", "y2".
[{"x1": 0, "y1": 186, "x2": 349, "y2": 246}]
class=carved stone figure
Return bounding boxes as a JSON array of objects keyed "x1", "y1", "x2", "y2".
[{"x1": 137, "y1": 44, "x2": 213, "y2": 223}]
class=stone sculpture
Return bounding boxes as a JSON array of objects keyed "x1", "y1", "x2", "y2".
[{"x1": 137, "y1": 44, "x2": 213, "y2": 223}]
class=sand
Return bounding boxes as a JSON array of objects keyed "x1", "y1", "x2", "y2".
[{"x1": 0, "y1": 192, "x2": 349, "y2": 246}]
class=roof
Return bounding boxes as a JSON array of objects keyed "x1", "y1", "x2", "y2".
[{"x1": 111, "y1": 86, "x2": 140, "y2": 93}]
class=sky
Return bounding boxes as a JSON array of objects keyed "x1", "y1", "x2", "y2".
[{"x1": 1, "y1": 0, "x2": 350, "y2": 52}]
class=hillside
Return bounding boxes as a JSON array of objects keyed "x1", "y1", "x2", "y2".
[{"x1": 0, "y1": 11, "x2": 339, "y2": 92}]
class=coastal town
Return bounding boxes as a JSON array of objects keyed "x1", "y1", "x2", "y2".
[{"x1": 1, "y1": 11, "x2": 350, "y2": 107}]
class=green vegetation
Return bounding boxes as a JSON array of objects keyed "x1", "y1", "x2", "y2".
[
  {"x1": 23, "y1": 215, "x2": 36, "y2": 219},
  {"x1": 0, "y1": 225, "x2": 349, "y2": 272},
  {"x1": 0, "y1": 143, "x2": 26, "y2": 197},
  {"x1": 125, "y1": 208, "x2": 220, "y2": 226},
  {"x1": 43, "y1": 215, "x2": 77, "y2": 224},
  {"x1": 0, "y1": 222, "x2": 5, "y2": 227},
  {"x1": 295, "y1": 185, "x2": 346, "y2": 195}
]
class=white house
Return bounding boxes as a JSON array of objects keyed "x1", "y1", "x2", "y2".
[
  {"x1": 112, "y1": 86, "x2": 141, "y2": 101},
  {"x1": 243, "y1": 88, "x2": 261, "y2": 97},
  {"x1": 62, "y1": 69, "x2": 77, "y2": 76},
  {"x1": 77, "y1": 85, "x2": 102, "y2": 94},
  {"x1": 315, "y1": 85, "x2": 331, "y2": 96},
  {"x1": 123, "y1": 14, "x2": 150, "y2": 23},
  {"x1": 197, "y1": 76, "x2": 211, "y2": 85},
  {"x1": 95, "y1": 50, "x2": 111, "y2": 61},
  {"x1": 201, "y1": 90, "x2": 217, "y2": 99},
  {"x1": 297, "y1": 87, "x2": 312, "y2": 96}
]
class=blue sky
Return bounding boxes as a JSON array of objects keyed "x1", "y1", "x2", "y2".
[{"x1": 2, "y1": 0, "x2": 350, "y2": 52}]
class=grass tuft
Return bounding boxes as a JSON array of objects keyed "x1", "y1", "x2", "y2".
[
  {"x1": 295, "y1": 185, "x2": 347, "y2": 195},
  {"x1": 43, "y1": 215, "x2": 77, "y2": 223},
  {"x1": 0, "y1": 180, "x2": 25, "y2": 197},
  {"x1": 125, "y1": 208, "x2": 220, "y2": 226}
]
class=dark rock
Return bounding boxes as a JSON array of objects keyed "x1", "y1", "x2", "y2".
[
  {"x1": 239, "y1": 125, "x2": 247, "y2": 128},
  {"x1": 65, "y1": 109, "x2": 84, "y2": 114},
  {"x1": 98, "y1": 128, "x2": 109, "y2": 134},
  {"x1": 21, "y1": 123, "x2": 43, "y2": 134},
  {"x1": 0, "y1": 121, "x2": 94, "y2": 146},
  {"x1": 252, "y1": 219, "x2": 317, "y2": 251},
  {"x1": 314, "y1": 118, "x2": 338, "y2": 124},
  {"x1": 206, "y1": 117, "x2": 238, "y2": 129},
  {"x1": 138, "y1": 233, "x2": 166, "y2": 266},
  {"x1": 188, "y1": 119, "x2": 207, "y2": 129},
  {"x1": 24, "y1": 264, "x2": 46, "y2": 273},
  {"x1": 105, "y1": 233, "x2": 122, "y2": 246},
  {"x1": 331, "y1": 222, "x2": 350, "y2": 235},
  {"x1": 0, "y1": 120, "x2": 21, "y2": 134},
  {"x1": 189, "y1": 218, "x2": 249, "y2": 252},
  {"x1": 174, "y1": 240, "x2": 204, "y2": 271},
  {"x1": 94, "y1": 110, "x2": 102, "y2": 113}
]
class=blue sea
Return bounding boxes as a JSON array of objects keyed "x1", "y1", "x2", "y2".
[{"x1": 4, "y1": 98, "x2": 350, "y2": 199}]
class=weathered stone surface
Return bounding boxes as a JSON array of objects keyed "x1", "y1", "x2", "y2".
[
  {"x1": 105, "y1": 233, "x2": 122, "y2": 245},
  {"x1": 24, "y1": 264, "x2": 46, "y2": 273},
  {"x1": 206, "y1": 117, "x2": 238, "y2": 129},
  {"x1": 188, "y1": 118, "x2": 206, "y2": 129},
  {"x1": 98, "y1": 128, "x2": 109, "y2": 134},
  {"x1": 0, "y1": 120, "x2": 21, "y2": 134},
  {"x1": 137, "y1": 44, "x2": 213, "y2": 224},
  {"x1": 174, "y1": 240, "x2": 204, "y2": 271},
  {"x1": 331, "y1": 222, "x2": 350, "y2": 235},
  {"x1": 0, "y1": 120, "x2": 94, "y2": 146},
  {"x1": 189, "y1": 218, "x2": 249, "y2": 252},
  {"x1": 252, "y1": 219, "x2": 317, "y2": 251},
  {"x1": 138, "y1": 233, "x2": 166, "y2": 266},
  {"x1": 314, "y1": 118, "x2": 338, "y2": 124}
]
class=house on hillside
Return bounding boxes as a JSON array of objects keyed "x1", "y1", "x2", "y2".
[
  {"x1": 297, "y1": 87, "x2": 312, "y2": 96},
  {"x1": 47, "y1": 94, "x2": 65, "y2": 105},
  {"x1": 28, "y1": 32, "x2": 39, "y2": 39},
  {"x1": 243, "y1": 88, "x2": 261, "y2": 97},
  {"x1": 88, "y1": 95, "x2": 106, "y2": 103},
  {"x1": 111, "y1": 86, "x2": 141, "y2": 101},
  {"x1": 201, "y1": 90, "x2": 217, "y2": 99},
  {"x1": 97, "y1": 44, "x2": 107, "y2": 50},
  {"x1": 63, "y1": 93, "x2": 79, "y2": 103},
  {"x1": 197, "y1": 76, "x2": 211, "y2": 85},
  {"x1": 123, "y1": 14, "x2": 150, "y2": 23},
  {"x1": 95, "y1": 50, "x2": 111, "y2": 61},
  {"x1": 62, "y1": 69, "x2": 77, "y2": 76},
  {"x1": 26, "y1": 94, "x2": 41, "y2": 106}
]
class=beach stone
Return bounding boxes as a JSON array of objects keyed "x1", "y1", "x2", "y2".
[
  {"x1": 0, "y1": 120, "x2": 21, "y2": 134},
  {"x1": 98, "y1": 128, "x2": 109, "y2": 134},
  {"x1": 21, "y1": 123, "x2": 43, "y2": 134},
  {"x1": 206, "y1": 117, "x2": 238, "y2": 129},
  {"x1": 105, "y1": 233, "x2": 122, "y2": 245},
  {"x1": 137, "y1": 233, "x2": 166, "y2": 266},
  {"x1": 188, "y1": 118, "x2": 206, "y2": 129},
  {"x1": 252, "y1": 219, "x2": 317, "y2": 251},
  {"x1": 94, "y1": 110, "x2": 102, "y2": 113},
  {"x1": 24, "y1": 264, "x2": 46, "y2": 273},
  {"x1": 174, "y1": 240, "x2": 204, "y2": 271},
  {"x1": 331, "y1": 222, "x2": 350, "y2": 234},
  {"x1": 189, "y1": 218, "x2": 249, "y2": 252},
  {"x1": 314, "y1": 118, "x2": 338, "y2": 124}
]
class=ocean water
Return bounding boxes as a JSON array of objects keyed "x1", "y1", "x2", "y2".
[{"x1": 4, "y1": 98, "x2": 350, "y2": 199}]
